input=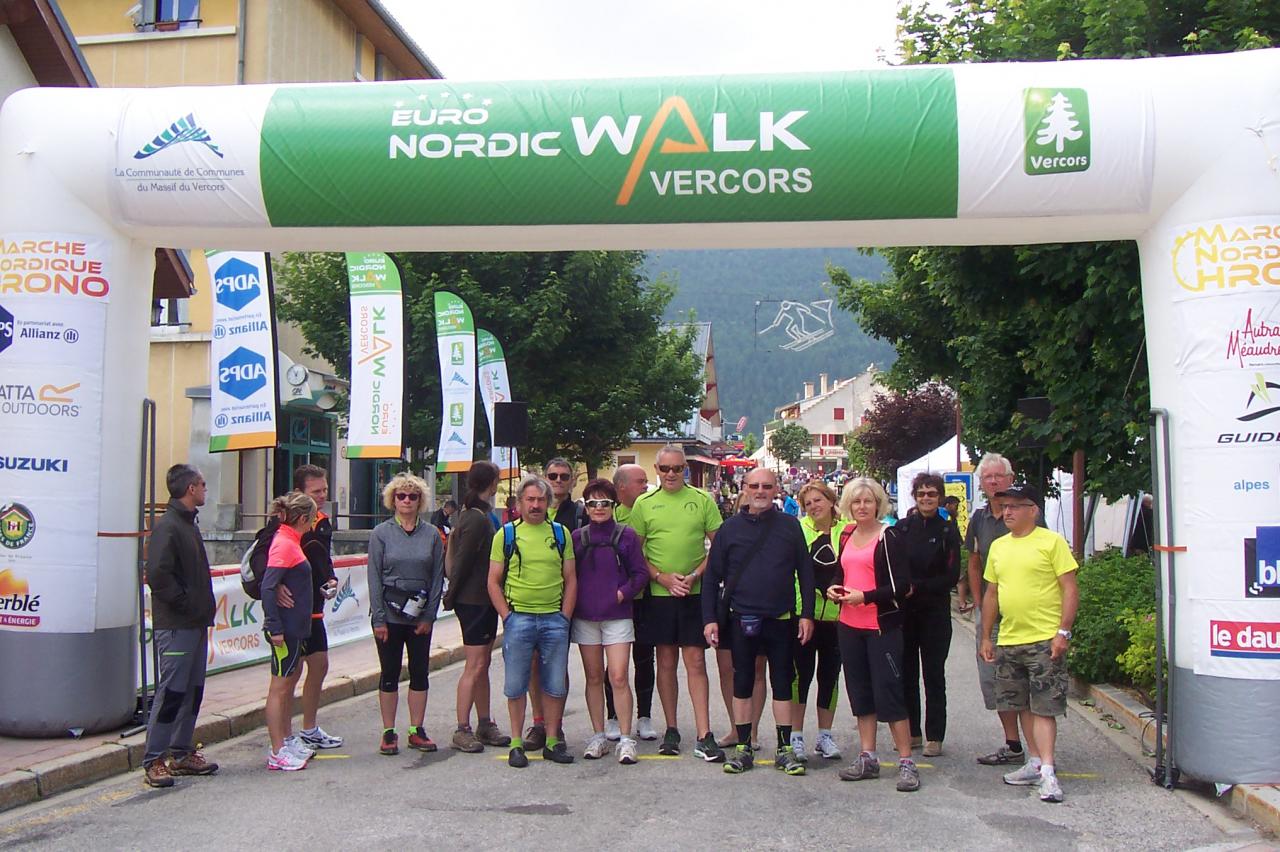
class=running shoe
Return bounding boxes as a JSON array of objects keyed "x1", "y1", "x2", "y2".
[
  {"x1": 267, "y1": 748, "x2": 308, "y2": 771},
  {"x1": 816, "y1": 732, "x2": 842, "y2": 760},
  {"x1": 658, "y1": 727, "x2": 681, "y2": 756},
  {"x1": 617, "y1": 737, "x2": 638, "y2": 765},
  {"x1": 604, "y1": 718, "x2": 622, "y2": 742},
  {"x1": 543, "y1": 741, "x2": 576, "y2": 765},
  {"x1": 408, "y1": 728, "x2": 438, "y2": 752},
  {"x1": 523, "y1": 724, "x2": 547, "y2": 752},
  {"x1": 168, "y1": 750, "x2": 219, "y2": 776},
  {"x1": 923, "y1": 740, "x2": 944, "y2": 757},
  {"x1": 299, "y1": 727, "x2": 344, "y2": 750},
  {"x1": 584, "y1": 732, "x2": 612, "y2": 760},
  {"x1": 723, "y1": 745, "x2": 754, "y2": 774},
  {"x1": 451, "y1": 727, "x2": 483, "y2": 753},
  {"x1": 897, "y1": 760, "x2": 921, "y2": 792},
  {"x1": 284, "y1": 735, "x2": 316, "y2": 760},
  {"x1": 1038, "y1": 772, "x2": 1064, "y2": 803},
  {"x1": 636, "y1": 717, "x2": 658, "y2": 741},
  {"x1": 476, "y1": 720, "x2": 511, "y2": 747},
  {"x1": 774, "y1": 746, "x2": 806, "y2": 776},
  {"x1": 977, "y1": 744, "x2": 1023, "y2": 765},
  {"x1": 694, "y1": 733, "x2": 725, "y2": 763},
  {"x1": 508, "y1": 746, "x2": 529, "y2": 768},
  {"x1": 790, "y1": 734, "x2": 808, "y2": 763},
  {"x1": 910, "y1": 735, "x2": 923, "y2": 750},
  {"x1": 142, "y1": 759, "x2": 174, "y2": 788},
  {"x1": 1003, "y1": 761, "x2": 1044, "y2": 786},
  {"x1": 379, "y1": 729, "x2": 399, "y2": 756},
  {"x1": 838, "y1": 752, "x2": 881, "y2": 781}
]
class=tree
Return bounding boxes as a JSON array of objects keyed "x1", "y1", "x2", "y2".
[
  {"x1": 830, "y1": 0, "x2": 1279, "y2": 499},
  {"x1": 851, "y1": 384, "x2": 957, "y2": 481},
  {"x1": 768, "y1": 423, "x2": 812, "y2": 468},
  {"x1": 843, "y1": 425, "x2": 872, "y2": 476},
  {"x1": 742, "y1": 432, "x2": 760, "y2": 456},
  {"x1": 274, "y1": 251, "x2": 704, "y2": 476}
]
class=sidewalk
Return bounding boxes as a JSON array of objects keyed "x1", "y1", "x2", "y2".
[{"x1": 0, "y1": 614, "x2": 467, "y2": 812}]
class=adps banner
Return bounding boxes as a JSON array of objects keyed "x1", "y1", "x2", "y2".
[
  {"x1": 0, "y1": 234, "x2": 111, "y2": 633},
  {"x1": 435, "y1": 292, "x2": 476, "y2": 473},
  {"x1": 207, "y1": 250, "x2": 279, "y2": 452},
  {"x1": 477, "y1": 328, "x2": 519, "y2": 477},
  {"x1": 345, "y1": 252, "x2": 404, "y2": 459}
]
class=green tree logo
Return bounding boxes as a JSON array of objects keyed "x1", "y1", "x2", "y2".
[{"x1": 1024, "y1": 88, "x2": 1090, "y2": 175}]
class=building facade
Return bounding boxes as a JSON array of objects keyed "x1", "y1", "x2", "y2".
[{"x1": 761, "y1": 367, "x2": 883, "y2": 476}]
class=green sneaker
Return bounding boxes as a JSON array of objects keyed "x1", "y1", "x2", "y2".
[
  {"x1": 658, "y1": 727, "x2": 681, "y2": 756},
  {"x1": 774, "y1": 745, "x2": 806, "y2": 776},
  {"x1": 694, "y1": 733, "x2": 725, "y2": 763},
  {"x1": 723, "y1": 745, "x2": 754, "y2": 774}
]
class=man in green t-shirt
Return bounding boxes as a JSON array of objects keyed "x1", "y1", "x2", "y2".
[
  {"x1": 630, "y1": 445, "x2": 724, "y2": 762},
  {"x1": 979, "y1": 485, "x2": 1078, "y2": 804},
  {"x1": 487, "y1": 475, "x2": 578, "y2": 768}
]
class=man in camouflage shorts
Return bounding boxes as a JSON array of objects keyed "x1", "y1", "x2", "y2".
[{"x1": 979, "y1": 485, "x2": 1078, "y2": 804}]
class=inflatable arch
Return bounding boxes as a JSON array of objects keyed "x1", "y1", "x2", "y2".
[{"x1": 1, "y1": 49, "x2": 1277, "y2": 783}]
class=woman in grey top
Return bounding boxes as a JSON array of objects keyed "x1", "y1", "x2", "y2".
[{"x1": 368, "y1": 472, "x2": 445, "y2": 756}]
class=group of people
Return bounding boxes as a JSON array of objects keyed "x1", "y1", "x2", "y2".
[{"x1": 140, "y1": 446, "x2": 1079, "y2": 804}]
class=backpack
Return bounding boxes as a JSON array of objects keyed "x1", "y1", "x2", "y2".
[
  {"x1": 239, "y1": 517, "x2": 281, "y2": 600},
  {"x1": 501, "y1": 519, "x2": 567, "y2": 604},
  {"x1": 574, "y1": 524, "x2": 626, "y2": 583}
]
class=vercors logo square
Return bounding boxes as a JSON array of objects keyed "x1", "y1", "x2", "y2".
[{"x1": 1210, "y1": 620, "x2": 1280, "y2": 659}]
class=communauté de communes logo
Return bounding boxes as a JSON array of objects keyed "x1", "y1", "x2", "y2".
[{"x1": 1024, "y1": 88, "x2": 1090, "y2": 176}]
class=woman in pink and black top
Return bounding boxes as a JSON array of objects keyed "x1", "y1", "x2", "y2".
[{"x1": 825, "y1": 477, "x2": 918, "y2": 792}]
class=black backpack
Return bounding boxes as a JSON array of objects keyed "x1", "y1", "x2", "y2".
[
  {"x1": 239, "y1": 517, "x2": 280, "y2": 600},
  {"x1": 574, "y1": 524, "x2": 626, "y2": 583}
]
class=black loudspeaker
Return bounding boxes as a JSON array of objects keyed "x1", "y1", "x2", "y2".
[{"x1": 493, "y1": 402, "x2": 529, "y2": 447}]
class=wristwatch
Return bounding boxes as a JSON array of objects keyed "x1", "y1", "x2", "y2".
[{"x1": 1057, "y1": 628, "x2": 1073, "y2": 640}]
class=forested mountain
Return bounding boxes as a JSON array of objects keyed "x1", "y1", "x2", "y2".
[{"x1": 645, "y1": 249, "x2": 897, "y2": 437}]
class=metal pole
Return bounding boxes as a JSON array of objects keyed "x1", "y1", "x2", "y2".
[
  {"x1": 122, "y1": 399, "x2": 156, "y2": 738},
  {"x1": 1148, "y1": 408, "x2": 1178, "y2": 789}
]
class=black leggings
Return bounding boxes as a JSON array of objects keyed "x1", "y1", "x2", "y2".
[
  {"x1": 793, "y1": 619, "x2": 841, "y2": 711},
  {"x1": 729, "y1": 616, "x2": 793, "y2": 700},
  {"x1": 902, "y1": 606, "x2": 952, "y2": 741},
  {"x1": 376, "y1": 623, "x2": 430, "y2": 692}
]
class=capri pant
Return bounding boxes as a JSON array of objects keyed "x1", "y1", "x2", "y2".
[
  {"x1": 793, "y1": 619, "x2": 841, "y2": 711},
  {"x1": 838, "y1": 622, "x2": 907, "y2": 722},
  {"x1": 376, "y1": 622, "x2": 431, "y2": 692}
]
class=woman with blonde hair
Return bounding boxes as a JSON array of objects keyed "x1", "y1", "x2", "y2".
[
  {"x1": 368, "y1": 472, "x2": 446, "y2": 756},
  {"x1": 828, "y1": 477, "x2": 917, "y2": 791}
]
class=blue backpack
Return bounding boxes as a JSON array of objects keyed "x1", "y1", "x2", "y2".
[{"x1": 500, "y1": 519, "x2": 568, "y2": 604}]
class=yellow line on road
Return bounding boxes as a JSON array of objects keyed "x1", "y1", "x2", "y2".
[
  {"x1": 310, "y1": 754, "x2": 351, "y2": 759},
  {"x1": 1058, "y1": 772, "x2": 1099, "y2": 779}
]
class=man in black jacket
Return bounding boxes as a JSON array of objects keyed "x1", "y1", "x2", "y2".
[
  {"x1": 142, "y1": 464, "x2": 218, "y2": 788},
  {"x1": 702, "y1": 467, "x2": 814, "y2": 775}
]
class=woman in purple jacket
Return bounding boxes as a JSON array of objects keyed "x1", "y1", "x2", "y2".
[{"x1": 572, "y1": 478, "x2": 650, "y2": 765}]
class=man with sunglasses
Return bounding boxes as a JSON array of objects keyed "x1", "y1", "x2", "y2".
[
  {"x1": 630, "y1": 445, "x2": 725, "y2": 761},
  {"x1": 979, "y1": 484, "x2": 1078, "y2": 804}
]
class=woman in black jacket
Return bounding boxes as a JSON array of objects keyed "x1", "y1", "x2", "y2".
[
  {"x1": 826, "y1": 477, "x2": 918, "y2": 792},
  {"x1": 898, "y1": 472, "x2": 963, "y2": 758}
]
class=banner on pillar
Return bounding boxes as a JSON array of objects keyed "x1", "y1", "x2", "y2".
[
  {"x1": 477, "y1": 328, "x2": 519, "y2": 477},
  {"x1": 207, "y1": 250, "x2": 279, "y2": 452},
  {"x1": 345, "y1": 252, "x2": 404, "y2": 459},
  {"x1": 434, "y1": 292, "x2": 476, "y2": 473},
  {"x1": 0, "y1": 234, "x2": 111, "y2": 633}
]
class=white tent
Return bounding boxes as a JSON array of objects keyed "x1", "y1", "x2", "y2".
[{"x1": 895, "y1": 435, "x2": 970, "y2": 514}]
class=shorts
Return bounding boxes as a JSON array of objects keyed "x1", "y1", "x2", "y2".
[
  {"x1": 728, "y1": 615, "x2": 793, "y2": 700},
  {"x1": 837, "y1": 623, "x2": 907, "y2": 723},
  {"x1": 306, "y1": 617, "x2": 329, "y2": 654},
  {"x1": 502, "y1": 611, "x2": 571, "y2": 699},
  {"x1": 572, "y1": 617, "x2": 635, "y2": 646},
  {"x1": 637, "y1": 595, "x2": 707, "y2": 648},
  {"x1": 269, "y1": 635, "x2": 308, "y2": 678},
  {"x1": 975, "y1": 607, "x2": 1001, "y2": 710},
  {"x1": 455, "y1": 602, "x2": 499, "y2": 646},
  {"x1": 994, "y1": 640, "x2": 1067, "y2": 717}
]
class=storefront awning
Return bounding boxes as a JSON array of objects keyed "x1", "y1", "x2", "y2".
[{"x1": 686, "y1": 454, "x2": 719, "y2": 467}]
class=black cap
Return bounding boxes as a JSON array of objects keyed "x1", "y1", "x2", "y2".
[{"x1": 995, "y1": 484, "x2": 1042, "y2": 504}]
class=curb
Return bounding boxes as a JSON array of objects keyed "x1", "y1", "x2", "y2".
[{"x1": 0, "y1": 638, "x2": 470, "y2": 814}]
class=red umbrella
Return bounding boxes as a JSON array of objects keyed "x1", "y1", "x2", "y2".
[{"x1": 721, "y1": 458, "x2": 757, "y2": 470}]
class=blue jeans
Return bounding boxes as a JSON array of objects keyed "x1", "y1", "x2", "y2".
[{"x1": 502, "y1": 611, "x2": 570, "y2": 699}]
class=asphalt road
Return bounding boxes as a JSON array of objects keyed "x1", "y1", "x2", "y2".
[{"x1": 0, "y1": 621, "x2": 1265, "y2": 851}]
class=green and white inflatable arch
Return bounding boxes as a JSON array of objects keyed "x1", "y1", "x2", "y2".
[{"x1": 1, "y1": 48, "x2": 1278, "y2": 783}]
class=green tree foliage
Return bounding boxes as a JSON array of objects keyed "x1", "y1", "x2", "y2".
[
  {"x1": 274, "y1": 251, "x2": 704, "y2": 474},
  {"x1": 851, "y1": 383, "x2": 957, "y2": 480},
  {"x1": 843, "y1": 426, "x2": 872, "y2": 475},
  {"x1": 742, "y1": 432, "x2": 760, "y2": 456},
  {"x1": 768, "y1": 423, "x2": 813, "y2": 467},
  {"x1": 832, "y1": 0, "x2": 1278, "y2": 499},
  {"x1": 1068, "y1": 549, "x2": 1156, "y2": 684}
]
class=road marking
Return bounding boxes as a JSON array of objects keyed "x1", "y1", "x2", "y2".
[
  {"x1": 490, "y1": 753, "x2": 684, "y2": 761},
  {"x1": 1059, "y1": 772, "x2": 1099, "y2": 779},
  {"x1": 310, "y1": 754, "x2": 351, "y2": 759}
]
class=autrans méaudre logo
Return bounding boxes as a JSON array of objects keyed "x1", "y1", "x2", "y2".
[
  {"x1": 386, "y1": 92, "x2": 813, "y2": 204},
  {"x1": 1024, "y1": 88, "x2": 1090, "y2": 176}
]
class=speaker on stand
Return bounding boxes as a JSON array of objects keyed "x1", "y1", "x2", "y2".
[{"x1": 493, "y1": 402, "x2": 529, "y2": 517}]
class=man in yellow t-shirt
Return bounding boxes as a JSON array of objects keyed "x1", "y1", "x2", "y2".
[
  {"x1": 629, "y1": 445, "x2": 724, "y2": 761},
  {"x1": 979, "y1": 484, "x2": 1078, "y2": 804}
]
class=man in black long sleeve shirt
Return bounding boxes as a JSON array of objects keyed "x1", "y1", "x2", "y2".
[{"x1": 702, "y1": 468, "x2": 813, "y2": 775}]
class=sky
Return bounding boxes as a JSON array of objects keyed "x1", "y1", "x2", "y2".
[{"x1": 378, "y1": 0, "x2": 902, "y2": 81}]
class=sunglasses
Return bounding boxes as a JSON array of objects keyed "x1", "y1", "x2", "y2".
[
  {"x1": 546, "y1": 472, "x2": 573, "y2": 481},
  {"x1": 746, "y1": 482, "x2": 774, "y2": 490},
  {"x1": 584, "y1": 498, "x2": 615, "y2": 509},
  {"x1": 915, "y1": 490, "x2": 940, "y2": 498},
  {"x1": 1003, "y1": 502, "x2": 1036, "y2": 510},
  {"x1": 394, "y1": 492, "x2": 420, "y2": 502},
  {"x1": 657, "y1": 464, "x2": 685, "y2": 474}
]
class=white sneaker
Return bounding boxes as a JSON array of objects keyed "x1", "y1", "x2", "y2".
[
  {"x1": 604, "y1": 718, "x2": 622, "y2": 741},
  {"x1": 1003, "y1": 761, "x2": 1043, "y2": 786},
  {"x1": 583, "y1": 732, "x2": 612, "y2": 760},
  {"x1": 790, "y1": 734, "x2": 808, "y2": 763},
  {"x1": 636, "y1": 717, "x2": 658, "y2": 741},
  {"x1": 1038, "y1": 772, "x2": 1064, "y2": 803},
  {"x1": 617, "y1": 737, "x2": 638, "y2": 765},
  {"x1": 284, "y1": 735, "x2": 315, "y2": 760},
  {"x1": 300, "y1": 726, "x2": 344, "y2": 749},
  {"x1": 816, "y1": 731, "x2": 842, "y2": 760},
  {"x1": 267, "y1": 748, "x2": 307, "y2": 771}
]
